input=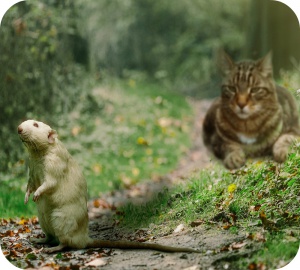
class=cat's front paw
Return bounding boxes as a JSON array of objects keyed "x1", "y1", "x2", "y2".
[
  {"x1": 273, "y1": 134, "x2": 296, "y2": 163},
  {"x1": 273, "y1": 146, "x2": 289, "y2": 163},
  {"x1": 224, "y1": 150, "x2": 246, "y2": 170}
]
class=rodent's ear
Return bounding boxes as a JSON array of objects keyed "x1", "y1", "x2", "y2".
[{"x1": 48, "y1": 129, "x2": 58, "y2": 144}]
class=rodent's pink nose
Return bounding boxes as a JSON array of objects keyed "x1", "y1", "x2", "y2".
[{"x1": 18, "y1": 126, "x2": 23, "y2": 134}]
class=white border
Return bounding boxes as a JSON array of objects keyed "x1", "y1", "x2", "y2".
[
  {"x1": 0, "y1": 1, "x2": 24, "y2": 26},
  {"x1": 0, "y1": 1, "x2": 299, "y2": 270}
]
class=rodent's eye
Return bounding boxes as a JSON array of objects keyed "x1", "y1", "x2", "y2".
[{"x1": 33, "y1": 122, "x2": 39, "y2": 128}]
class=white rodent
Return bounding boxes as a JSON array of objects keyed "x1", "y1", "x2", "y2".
[{"x1": 18, "y1": 119, "x2": 199, "y2": 253}]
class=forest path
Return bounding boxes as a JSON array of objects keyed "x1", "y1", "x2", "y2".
[{"x1": 88, "y1": 99, "x2": 212, "y2": 213}]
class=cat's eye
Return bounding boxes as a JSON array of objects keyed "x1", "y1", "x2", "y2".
[
  {"x1": 250, "y1": 87, "x2": 267, "y2": 96},
  {"x1": 222, "y1": 86, "x2": 236, "y2": 95},
  {"x1": 33, "y1": 122, "x2": 39, "y2": 128}
]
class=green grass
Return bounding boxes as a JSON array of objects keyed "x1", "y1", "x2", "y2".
[
  {"x1": 0, "y1": 79, "x2": 193, "y2": 217},
  {"x1": 0, "y1": 180, "x2": 36, "y2": 218},
  {"x1": 233, "y1": 233, "x2": 299, "y2": 269},
  {"x1": 61, "y1": 79, "x2": 193, "y2": 197},
  {"x1": 120, "y1": 145, "x2": 300, "y2": 268}
]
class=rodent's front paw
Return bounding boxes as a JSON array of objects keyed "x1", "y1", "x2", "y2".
[
  {"x1": 224, "y1": 150, "x2": 246, "y2": 170},
  {"x1": 33, "y1": 191, "x2": 41, "y2": 202},
  {"x1": 24, "y1": 191, "x2": 30, "y2": 204}
]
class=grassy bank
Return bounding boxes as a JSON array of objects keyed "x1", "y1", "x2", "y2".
[
  {"x1": 120, "y1": 145, "x2": 300, "y2": 269},
  {"x1": 0, "y1": 80, "x2": 193, "y2": 218}
]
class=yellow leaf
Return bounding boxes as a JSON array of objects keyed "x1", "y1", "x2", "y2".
[
  {"x1": 18, "y1": 218, "x2": 27, "y2": 225},
  {"x1": 228, "y1": 184, "x2": 237, "y2": 193},
  {"x1": 120, "y1": 174, "x2": 135, "y2": 187},
  {"x1": 157, "y1": 117, "x2": 172, "y2": 128},
  {"x1": 137, "y1": 137, "x2": 148, "y2": 145},
  {"x1": 128, "y1": 79, "x2": 136, "y2": 88},
  {"x1": 92, "y1": 164, "x2": 102, "y2": 175},
  {"x1": 132, "y1": 167, "x2": 140, "y2": 176},
  {"x1": 146, "y1": 148, "x2": 153, "y2": 155},
  {"x1": 71, "y1": 126, "x2": 81, "y2": 136}
]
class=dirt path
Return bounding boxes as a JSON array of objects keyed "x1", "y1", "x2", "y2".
[
  {"x1": 85, "y1": 99, "x2": 255, "y2": 270},
  {"x1": 88, "y1": 99, "x2": 212, "y2": 212}
]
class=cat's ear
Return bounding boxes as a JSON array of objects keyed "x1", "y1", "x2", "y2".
[
  {"x1": 256, "y1": 52, "x2": 273, "y2": 78},
  {"x1": 218, "y1": 50, "x2": 235, "y2": 76}
]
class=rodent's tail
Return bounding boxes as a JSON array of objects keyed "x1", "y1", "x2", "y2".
[{"x1": 87, "y1": 238, "x2": 200, "y2": 253}]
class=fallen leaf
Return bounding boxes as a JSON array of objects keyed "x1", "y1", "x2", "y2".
[
  {"x1": 86, "y1": 258, "x2": 107, "y2": 266},
  {"x1": 190, "y1": 219, "x2": 204, "y2": 227},
  {"x1": 247, "y1": 232, "x2": 266, "y2": 242},
  {"x1": 131, "y1": 167, "x2": 140, "y2": 176},
  {"x1": 71, "y1": 126, "x2": 81, "y2": 136},
  {"x1": 120, "y1": 174, "x2": 135, "y2": 187},
  {"x1": 183, "y1": 266, "x2": 199, "y2": 270},
  {"x1": 229, "y1": 213, "x2": 237, "y2": 224},
  {"x1": 248, "y1": 262, "x2": 266, "y2": 270},
  {"x1": 93, "y1": 199, "x2": 111, "y2": 209},
  {"x1": 4, "y1": 230, "x2": 14, "y2": 237},
  {"x1": 259, "y1": 211, "x2": 278, "y2": 231},
  {"x1": 137, "y1": 137, "x2": 148, "y2": 146},
  {"x1": 173, "y1": 224, "x2": 185, "y2": 233},
  {"x1": 285, "y1": 235, "x2": 298, "y2": 242},
  {"x1": 92, "y1": 164, "x2": 102, "y2": 175},
  {"x1": 154, "y1": 96, "x2": 163, "y2": 104},
  {"x1": 157, "y1": 117, "x2": 173, "y2": 128},
  {"x1": 223, "y1": 224, "x2": 232, "y2": 230},
  {"x1": 18, "y1": 218, "x2": 28, "y2": 225},
  {"x1": 220, "y1": 244, "x2": 230, "y2": 252},
  {"x1": 0, "y1": 219, "x2": 8, "y2": 226},
  {"x1": 12, "y1": 243, "x2": 22, "y2": 249},
  {"x1": 231, "y1": 241, "x2": 247, "y2": 249}
]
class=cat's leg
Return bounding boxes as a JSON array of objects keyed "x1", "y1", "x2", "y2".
[
  {"x1": 223, "y1": 144, "x2": 246, "y2": 170},
  {"x1": 273, "y1": 134, "x2": 297, "y2": 163}
]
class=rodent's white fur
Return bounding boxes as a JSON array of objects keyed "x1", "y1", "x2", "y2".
[
  {"x1": 19, "y1": 120, "x2": 90, "y2": 251},
  {"x1": 18, "y1": 120, "x2": 199, "y2": 253}
]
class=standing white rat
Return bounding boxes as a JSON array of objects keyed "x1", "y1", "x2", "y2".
[{"x1": 18, "y1": 120, "x2": 199, "y2": 253}]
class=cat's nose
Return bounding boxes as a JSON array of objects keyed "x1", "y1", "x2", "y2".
[
  {"x1": 237, "y1": 102, "x2": 247, "y2": 109},
  {"x1": 236, "y1": 97, "x2": 248, "y2": 109}
]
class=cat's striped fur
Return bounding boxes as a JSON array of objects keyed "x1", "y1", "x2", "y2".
[{"x1": 203, "y1": 51, "x2": 300, "y2": 169}]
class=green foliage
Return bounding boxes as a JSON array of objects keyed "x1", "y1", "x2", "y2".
[
  {"x1": 0, "y1": 0, "x2": 87, "y2": 172},
  {"x1": 81, "y1": 0, "x2": 249, "y2": 95}
]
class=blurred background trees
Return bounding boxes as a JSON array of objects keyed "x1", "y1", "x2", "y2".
[{"x1": 1, "y1": 0, "x2": 300, "y2": 173}]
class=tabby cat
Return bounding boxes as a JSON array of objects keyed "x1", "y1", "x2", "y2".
[{"x1": 203, "y1": 51, "x2": 300, "y2": 169}]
